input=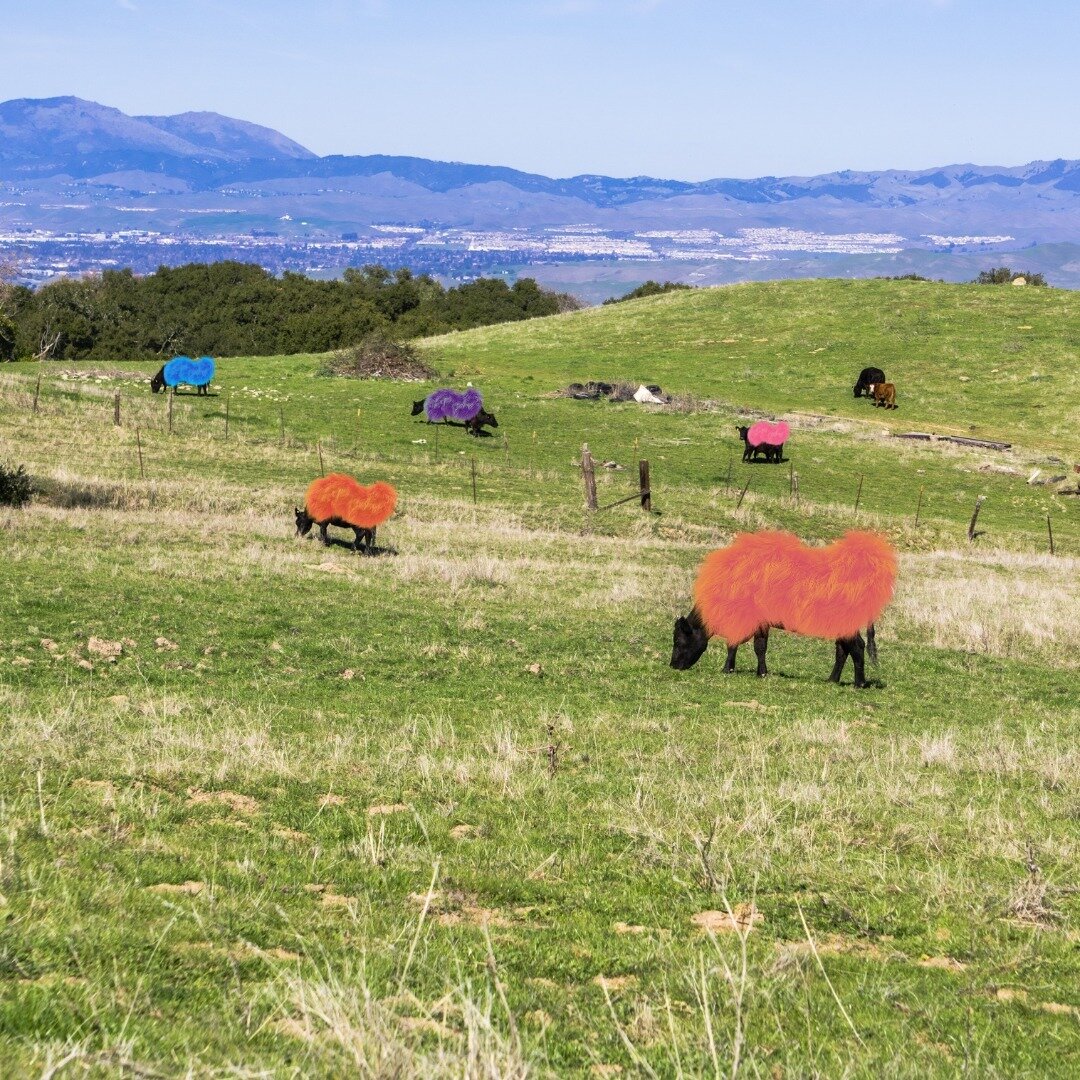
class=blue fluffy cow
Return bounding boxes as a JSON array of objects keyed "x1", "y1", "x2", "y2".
[{"x1": 151, "y1": 355, "x2": 216, "y2": 396}]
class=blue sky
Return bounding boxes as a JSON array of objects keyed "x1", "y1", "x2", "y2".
[{"x1": 4, "y1": 0, "x2": 1077, "y2": 179}]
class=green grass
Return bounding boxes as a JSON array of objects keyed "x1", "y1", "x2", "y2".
[{"x1": 0, "y1": 279, "x2": 1078, "y2": 1076}]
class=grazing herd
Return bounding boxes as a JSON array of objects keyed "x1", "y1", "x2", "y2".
[{"x1": 146, "y1": 355, "x2": 900, "y2": 687}]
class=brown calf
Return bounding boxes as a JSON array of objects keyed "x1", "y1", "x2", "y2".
[{"x1": 869, "y1": 382, "x2": 897, "y2": 409}]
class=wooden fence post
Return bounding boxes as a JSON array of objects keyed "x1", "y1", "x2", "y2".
[
  {"x1": 789, "y1": 460, "x2": 794, "y2": 496},
  {"x1": 792, "y1": 471, "x2": 799, "y2": 506},
  {"x1": 113, "y1": 391, "x2": 121, "y2": 427},
  {"x1": 503, "y1": 433, "x2": 510, "y2": 466},
  {"x1": 914, "y1": 485, "x2": 924, "y2": 528},
  {"x1": 136, "y1": 426, "x2": 144, "y2": 479},
  {"x1": 967, "y1": 495, "x2": 986, "y2": 542},
  {"x1": 32, "y1": 371, "x2": 42, "y2": 414},
  {"x1": 736, "y1": 477, "x2": 751, "y2": 510},
  {"x1": 167, "y1": 390, "x2": 174, "y2": 434},
  {"x1": 639, "y1": 459, "x2": 651, "y2": 512},
  {"x1": 279, "y1": 405, "x2": 285, "y2": 445},
  {"x1": 318, "y1": 439, "x2": 325, "y2": 476},
  {"x1": 1047, "y1": 514, "x2": 1055, "y2": 555},
  {"x1": 853, "y1": 473, "x2": 864, "y2": 513},
  {"x1": 581, "y1": 443, "x2": 598, "y2": 510}
]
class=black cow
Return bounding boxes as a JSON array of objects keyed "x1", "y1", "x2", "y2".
[{"x1": 854, "y1": 367, "x2": 886, "y2": 398}]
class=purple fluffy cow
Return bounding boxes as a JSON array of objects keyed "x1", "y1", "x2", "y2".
[{"x1": 411, "y1": 388, "x2": 498, "y2": 437}]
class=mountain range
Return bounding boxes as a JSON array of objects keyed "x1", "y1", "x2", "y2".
[{"x1": 3, "y1": 96, "x2": 1080, "y2": 294}]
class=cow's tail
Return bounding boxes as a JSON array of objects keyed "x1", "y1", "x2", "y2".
[{"x1": 866, "y1": 623, "x2": 878, "y2": 665}]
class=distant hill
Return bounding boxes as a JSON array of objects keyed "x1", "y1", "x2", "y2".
[{"x1": 3, "y1": 96, "x2": 1080, "y2": 292}]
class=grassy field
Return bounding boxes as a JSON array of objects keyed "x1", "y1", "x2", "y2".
[{"x1": 0, "y1": 279, "x2": 1078, "y2": 1077}]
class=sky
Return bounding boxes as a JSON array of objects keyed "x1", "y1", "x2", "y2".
[{"x1": 3, "y1": 0, "x2": 1078, "y2": 181}]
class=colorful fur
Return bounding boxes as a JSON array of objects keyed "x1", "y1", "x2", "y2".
[
  {"x1": 746, "y1": 420, "x2": 790, "y2": 447},
  {"x1": 164, "y1": 355, "x2": 215, "y2": 388},
  {"x1": 305, "y1": 473, "x2": 397, "y2": 529},
  {"x1": 693, "y1": 530, "x2": 897, "y2": 646},
  {"x1": 423, "y1": 387, "x2": 484, "y2": 423}
]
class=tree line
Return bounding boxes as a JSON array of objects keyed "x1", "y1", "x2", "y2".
[{"x1": 0, "y1": 262, "x2": 581, "y2": 362}]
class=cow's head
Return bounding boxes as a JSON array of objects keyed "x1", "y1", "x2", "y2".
[
  {"x1": 150, "y1": 367, "x2": 166, "y2": 394},
  {"x1": 736, "y1": 425, "x2": 750, "y2": 441},
  {"x1": 671, "y1": 609, "x2": 709, "y2": 670},
  {"x1": 477, "y1": 409, "x2": 498, "y2": 429},
  {"x1": 294, "y1": 507, "x2": 314, "y2": 538},
  {"x1": 411, "y1": 400, "x2": 425, "y2": 416}
]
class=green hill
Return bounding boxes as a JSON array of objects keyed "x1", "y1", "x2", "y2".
[
  {"x1": 426, "y1": 277, "x2": 1080, "y2": 455},
  {"x1": 0, "y1": 278, "x2": 1077, "y2": 1076}
]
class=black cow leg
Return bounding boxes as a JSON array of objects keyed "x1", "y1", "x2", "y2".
[
  {"x1": 723, "y1": 645, "x2": 738, "y2": 673},
  {"x1": 828, "y1": 638, "x2": 849, "y2": 683},
  {"x1": 352, "y1": 527, "x2": 364, "y2": 552},
  {"x1": 753, "y1": 629, "x2": 769, "y2": 677},
  {"x1": 850, "y1": 632, "x2": 869, "y2": 688},
  {"x1": 319, "y1": 523, "x2": 330, "y2": 546}
]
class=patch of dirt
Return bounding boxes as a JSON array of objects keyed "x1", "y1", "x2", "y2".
[
  {"x1": 186, "y1": 788, "x2": 261, "y2": 815},
  {"x1": 692, "y1": 904, "x2": 763, "y2": 933},
  {"x1": 613, "y1": 922, "x2": 650, "y2": 935},
  {"x1": 147, "y1": 880, "x2": 205, "y2": 896},
  {"x1": 368, "y1": 803, "x2": 410, "y2": 816},
  {"x1": 87, "y1": 637, "x2": 123, "y2": 661},
  {"x1": 592, "y1": 975, "x2": 638, "y2": 992},
  {"x1": 917, "y1": 955, "x2": 967, "y2": 972},
  {"x1": 724, "y1": 700, "x2": 776, "y2": 712},
  {"x1": 273, "y1": 827, "x2": 311, "y2": 843},
  {"x1": 319, "y1": 793, "x2": 347, "y2": 807},
  {"x1": 408, "y1": 888, "x2": 514, "y2": 928},
  {"x1": 154, "y1": 637, "x2": 178, "y2": 651},
  {"x1": 73, "y1": 778, "x2": 117, "y2": 805},
  {"x1": 450, "y1": 824, "x2": 477, "y2": 839},
  {"x1": 776, "y1": 935, "x2": 890, "y2": 961}
]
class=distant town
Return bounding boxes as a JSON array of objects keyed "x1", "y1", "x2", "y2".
[{"x1": 0, "y1": 218, "x2": 1015, "y2": 285}]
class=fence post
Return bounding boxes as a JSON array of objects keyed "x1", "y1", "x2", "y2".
[
  {"x1": 32, "y1": 370, "x2": 42, "y2": 415},
  {"x1": 639, "y1": 459, "x2": 651, "y2": 512},
  {"x1": 168, "y1": 390, "x2": 174, "y2": 435},
  {"x1": 967, "y1": 495, "x2": 986, "y2": 542},
  {"x1": 736, "y1": 477, "x2": 751, "y2": 510},
  {"x1": 1047, "y1": 514, "x2": 1055, "y2": 555},
  {"x1": 853, "y1": 473, "x2": 864, "y2": 514},
  {"x1": 136, "y1": 426, "x2": 144, "y2": 479},
  {"x1": 503, "y1": 433, "x2": 510, "y2": 466},
  {"x1": 318, "y1": 439, "x2": 325, "y2": 476},
  {"x1": 224, "y1": 392, "x2": 230, "y2": 440},
  {"x1": 914, "y1": 485, "x2": 924, "y2": 528},
  {"x1": 279, "y1": 405, "x2": 285, "y2": 445},
  {"x1": 792, "y1": 471, "x2": 799, "y2": 506},
  {"x1": 581, "y1": 443, "x2": 598, "y2": 510},
  {"x1": 113, "y1": 390, "x2": 121, "y2": 427},
  {"x1": 789, "y1": 460, "x2": 794, "y2": 496}
]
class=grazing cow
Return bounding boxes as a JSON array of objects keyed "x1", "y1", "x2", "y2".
[
  {"x1": 869, "y1": 382, "x2": 897, "y2": 409},
  {"x1": 151, "y1": 355, "x2": 215, "y2": 396},
  {"x1": 737, "y1": 421, "x2": 789, "y2": 463},
  {"x1": 411, "y1": 388, "x2": 498, "y2": 436},
  {"x1": 295, "y1": 473, "x2": 397, "y2": 554},
  {"x1": 670, "y1": 530, "x2": 897, "y2": 688},
  {"x1": 853, "y1": 367, "x2": 886, "y2": 398}
]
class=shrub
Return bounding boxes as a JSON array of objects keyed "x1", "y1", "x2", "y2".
[
  {"x1": 0, "y1": 464, "x2": 34, "y2": 508},
  {"x1": 603, "y1": 281, "x2": 694, "y2": 305},
  {"x1": 974, "y1": 267, "x2": 1047, "y2": 286},
  {"x1": 318, "y1": 335, "x2": 438, "y2": 381}
]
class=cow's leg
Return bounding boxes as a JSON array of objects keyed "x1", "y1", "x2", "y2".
[
  {"x1": 352, "y1": 526, "x2": 364, "y2": 552},
  {"x1": 753, "y1": 629, "x2": 769, "y2": 677},
  {"x1": 849, "y1": 632, "x2": 869, "y2": 688},
  {"x1": 319, "y1": 523, "x2": 330, "y2": 546},
  {"x1": 828, "y1": 638, "x2": 849, "y2": 683},
  {"x1": 866, "y1": 623, "x2": 877, "y2": 663},
  {"x1": 723, "y1": 644, "x2": 738, "y2": 673}
]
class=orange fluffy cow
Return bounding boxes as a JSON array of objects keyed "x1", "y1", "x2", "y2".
[
  {"x1": 295, "y1": 473, "x2": 397, "y2": 554},
  {"x1": 671, "y1": 530, "x2": 897, "y2": 687}
]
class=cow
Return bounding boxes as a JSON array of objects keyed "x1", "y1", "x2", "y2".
[
  {"x1": 853, "y1": 367, "x2": 886, "y2": 398},
  {"x1": 869, "y1": 383, "x2": 897, "y2": 409}
]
